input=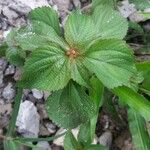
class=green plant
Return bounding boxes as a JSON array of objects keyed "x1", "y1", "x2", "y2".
[{"x1": 0, "y1": 2, "x2": 150, "y2": 150}]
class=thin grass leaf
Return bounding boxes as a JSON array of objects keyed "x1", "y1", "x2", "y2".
[
  {"x1": 7, "y1": 88, "x2": 23, "y2": 136},
  {"x1": 136, "y1": 61, "x2": 150, "y2": 72},
  {"x1": 113, "y1": 86, "x2": 150, "y2": 121},
  {"x1": 128, "y1": 109, "x2": 150, "y2": 150}
]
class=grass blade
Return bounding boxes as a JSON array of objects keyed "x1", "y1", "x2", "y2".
[{"x1": 128, "y1": 109, "x2": 150, "y2": 150}]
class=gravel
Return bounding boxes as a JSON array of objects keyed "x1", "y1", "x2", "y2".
[
  {"x1": 16, "y1": 100, "x2": 40, "y2": 137},
  {"x1": 2, "y1": 82, "x2": 15, "y2": 102}
]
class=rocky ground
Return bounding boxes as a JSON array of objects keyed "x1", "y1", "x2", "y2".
[{"x1": 0, "y1": 0, "x2": 149, "y2": 150}]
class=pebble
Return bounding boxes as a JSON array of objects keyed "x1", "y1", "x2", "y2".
[
  {"x1": 0, "y1": 103, "x2": 12, "y2": 115},
  {"x1": 5, "y1": 64, "x2": 15, "y2": 75},
  {"x1": 45, "y1": 122, "x2": 56, "y2": 134},
  {"x1": 0, "y1": 71, "x2": 4, "y2": 87},
  {"x1": 118, "y1": 0, "x2": 136, "y2": 18},
  {"x1": 0, "y1": 58, "x2": 7, "y2": 71},
  {"x1": 36, "y1": 104, "x2": 48, "y2": 119},
  {"x1": 16, "y1": 101, "x2": 40, "y2": 137},
  {"x1": 32, "y1": 89, "x2": 43, "y2": 99},
  {"x1": 53, "y1": 128, "x2": 67, "y2": 146},
  {"x1": 43, "y1": 91, "x2": 51, "y2": 100},
  {"x1": 33, "y1": 141, "x2": 51, "y2": 150},
  {"x1": 98, "y1": 131, "x2": 112, "y2": 149},
  {"x1": 53, "y1": 128, "x2": 97, "y2": 146},
  {"x1": 72, "y1": 0, "x2": 81, "y2": 8},
  {"x1": 14, "y1": 67, "x2": 22, "y2": 81},
  {"x1": 2, "y1": 83, "x2": 15, "y2": 102}
]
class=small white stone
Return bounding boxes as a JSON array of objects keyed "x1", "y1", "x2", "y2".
[
  {"x1": 2, "y1": 83, "x2": 15, "y2": 101},
  {"x1": 32, "y1": 89, "x2": 43, "y2": 99},
  {"x1": 53, "y1": 127, "x2": 97, "y2": 146},
  {"x1": 5, "y1": 64, "x2": 15, "y2": 75},
  {"x1": 16, "y1": 101, "x2": 40, "y2": 137},
  {"x1": 98, "y1": 131, "x2": 112, "y2": 149},
  {"x1": 33, "y1": 141, "x2": 51, "y2": 150},
  {"x1": 53, "y1": 128, "x2": 67, "y2": 146},
  {"x1": 43, "y1": 91, "x2": 51, "y2": 100}
]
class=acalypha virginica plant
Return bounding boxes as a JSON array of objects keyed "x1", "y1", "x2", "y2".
[{"x1": 0, "y1": 1, "x2": 150, "y2": 150}]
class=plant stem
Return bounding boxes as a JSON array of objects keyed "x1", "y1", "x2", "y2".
[
  {"x1": 7, "y1": 88, "x2": 23, "y2": 137},
  {"x1": 14, "y1": 132, "x2": 66, "y2": 143}
]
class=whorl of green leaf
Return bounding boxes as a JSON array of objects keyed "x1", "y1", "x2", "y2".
[{"x1": 8, "y1": 6, "x2": 133, "y2": 91}]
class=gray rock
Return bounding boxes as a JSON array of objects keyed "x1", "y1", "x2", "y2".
[
  {"x1": 32, "y1": 89, "x2": 43, "y2": 99},
  {"x1": 72, "y1": 0, "x2": 81, "y2": 8},
  {"x1": 53, "y1": 0, "x2": 70, "y2": 18},
  {"x1": 0, "y1": 71, "x2": 4, "y2": 87},
  {"x1": 36, "y1": 104, "x2": 48, "y2": 119},
  {"x1": 5, "y1": 64, "x2": 15, "y2": 75},
  {"x1": 17, "y1": 0, "x2": 50, "y2": 9},
  {"x1": 98, "y1": 131, "x2": 112, "y2": 149},
  {"x1": 16, "y1": 101, "x2": 40, "y2": 137},
  {"x1": 2, "y1": 83, "x2": 15, "y2": 101},
  {"x1": 33, "y1": 141, "x2": 51, "y2": 150}
]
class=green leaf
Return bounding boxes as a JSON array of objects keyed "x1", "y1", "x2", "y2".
[
  {"x1": 141, "y1": 71, "x2": 150, "y2": 93},
  {"x1": 64, "y1": 131, "x2": 82, "y2": 150},
  {"x1": 6, "y1": 47, "x2": 25, "y2": 66},
  {"x1": 15, "y1": 21, "x2": 68, "y2": 51},
  {"x1": 89, "y1": 76, "x2": 104, "y2": 108},
  {"x1": 0, "y1": 42, "x2": 7, "y2": 57},
  {"x1": 129, "y1": 0, "x2": 150, "y2": 10},
  {"x1": 128, "y1": 21, "x2": 144, "y2": 34},
  {"x1": 113, "y1": 86, "x2": 150, "y2": 121},
  {"x1": 4, "y1": 140, "x2": 19, "y2": 150},
  {"x1": 28, "y1": 6, "x2": 61, "y2": 35},
  {"x1": 103, "y1": 90, "x2": 121, "y2": 123},
  {"x1": 78, "y1": 121, "x2": 92, "y2": 145},
  {"x1": 78, "y1": 77, "x2": 104, "y2": 146},
  {"x1": 140, "y1": 45, "x2": 150, "y2": 54},
  {"x1": 92, "y1": 0, "x2": 116, "y2": 9},
  {"x1": 84, "y1": 144, "x2": 107, "y2": 150},
  {"x1": 136, "y1": 61, "x2": 150, "y2": 72},
  {"x1": 45, "y1": 81, "x2": 96, "y2": 128},
  {"x1": 128, "y1": 109, "x2": 150, "y2": 150},
  {"x1": 20, "y1": 45, "x2": 70, "y2": 91},
  {"x1": 84, "y1": 39, "x2": 136, "y2": 89},
  {"x1": 141, "y1": 12, "x2": 150, "y2": 19},
  {"x1": 64, "y1": 10, "x2": 96, "y2": 50},
  {"x1": 92, "y1": 5, "x2": 128, "y2": 39}
]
